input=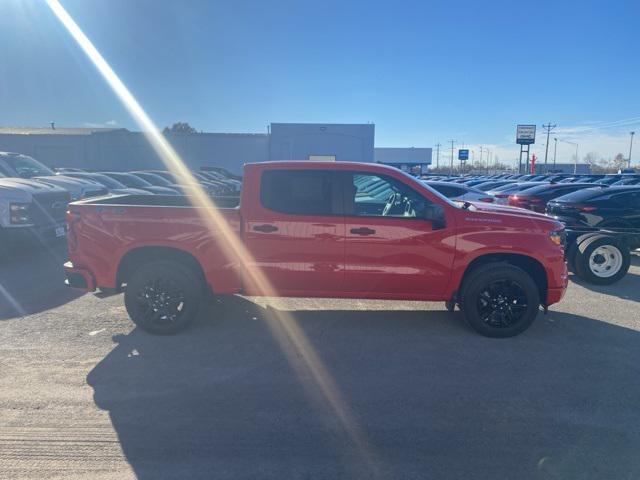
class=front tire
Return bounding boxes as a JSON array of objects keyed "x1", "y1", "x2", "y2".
[
  {"x1": 124, "y1": 260, "x2": 203, "y2": 334},
  {"x1": 460, "y1": 264, "x2": 540, "y2": 338}
]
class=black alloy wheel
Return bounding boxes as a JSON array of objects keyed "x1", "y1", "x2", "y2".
[
  {"x1": 125, "y1": 260, "x2": 203, "y2": 334},
  {"x1": 461, "y1": 264, "x2": 540, "y2": 338},
  {"x1": 476, "y1": 279, "x2": 528, "y2": 328}
]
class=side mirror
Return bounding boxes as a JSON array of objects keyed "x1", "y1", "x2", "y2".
[{"x1": 423, "y1": 203, "x2": 446, "y2": 230}]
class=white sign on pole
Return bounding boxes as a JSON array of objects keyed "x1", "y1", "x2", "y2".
[{"x1": 516, "y1": 125, "x2": 536, "y2": 145}]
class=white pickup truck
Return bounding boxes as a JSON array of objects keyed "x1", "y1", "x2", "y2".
[
  {"x1": 0, "y1": 173, "x2": 70, "y2": 249},
  {"x1": 0, "y1": 151, "x2": 107, "y2": 200}
]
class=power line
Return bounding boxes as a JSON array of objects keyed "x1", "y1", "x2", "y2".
[{"x1": 542, "y1": 123, "x2": 557, "y2": 173}]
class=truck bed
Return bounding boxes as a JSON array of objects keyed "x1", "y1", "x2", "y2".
[{"x1": 67, "y1": 194, "x2": 243, "y2": 293}]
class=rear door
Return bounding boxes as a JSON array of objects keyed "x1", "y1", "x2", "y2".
[
  {"x1": 342, "y1": 171, "x2": 456, "y2": 298},
  {"x1": 242, "y1": 168, "x2": 345, "y2": 296}
]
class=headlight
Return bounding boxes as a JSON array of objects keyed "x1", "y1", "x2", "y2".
[
  {"x1": 549, "y1": 229, "x2": 565, "y2": 247},
  {"x1": 10, "y1": 203, "x2": 32, "y2": 225}
]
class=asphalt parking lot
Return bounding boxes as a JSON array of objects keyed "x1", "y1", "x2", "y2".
[{"x1": 1, "y1": 243, "x2": 639, "y2": 480}]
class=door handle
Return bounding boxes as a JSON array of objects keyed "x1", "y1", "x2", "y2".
[
  {"x1": 253, "y1": 224, "x2": 278, "y2": 233},
  {"x1": 350, "y1": 227, "x2": 376, "y2": 236}
]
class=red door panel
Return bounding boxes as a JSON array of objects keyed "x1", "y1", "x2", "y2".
[
  {"x1": 344, "y1": 216, "x2": 455, "y2": 298},
  {"x1": 244, "y1": 217, "x2": 345, "y2": 295}
]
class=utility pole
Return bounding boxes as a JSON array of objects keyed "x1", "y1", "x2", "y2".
[
  {"x1": 435, "y1": 143, "x2": 441, "y2": 170},
  {"x1": 449, "y1": 140, "x2": 456, "y2": 176},
  {"x1": 542, "y1": 123, "x2": 557, "y2": 174},
  {"x1": 553, "y1": 137, "x2": 558, "y2": 170},
  {"x1": 479, "y1": 146, "x2": 483, "y2": 173},
  {"x1": 629, "y1": 132, "x2": 635, "y2": 168}
]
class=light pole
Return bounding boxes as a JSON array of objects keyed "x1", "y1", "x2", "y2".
[
  {"x1": 629, "y1": 131, "x2": 635, "y2": 168},
  {"x1": 559, "y1": 140, "x2": 579, "y2": 174},
  {"x1": 449, "y1": 140, "x2": 456, "y2": 176},
  {"x1": 553, "y1": 137, "x2": 558, "y2": 171}
]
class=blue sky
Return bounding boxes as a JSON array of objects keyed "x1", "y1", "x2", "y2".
[{"x1": 1, "y1": 0, "x2": 639, "y2": 165}]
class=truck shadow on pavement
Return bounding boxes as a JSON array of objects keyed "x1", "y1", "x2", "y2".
[
  {"x1": 0, "y1": 241, "x2": 81, "y2": 320},
  {"x1": 87, "y1": 296, "x2": 640, "y2": 480}
]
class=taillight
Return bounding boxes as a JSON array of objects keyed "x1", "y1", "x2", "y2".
[
  {"x1": 67, "y1": 211, "x2": 81, "y2": 252},
  {"x1": 479, "y1": 197, "x2": 494, "y2": 203},
  {"x1": 576, "y1": 204, "x2": 597, "y2": 212}
]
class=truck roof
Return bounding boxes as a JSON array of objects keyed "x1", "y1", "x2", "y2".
[{"x1": 244, "y1": 161, "x2": 405, "y2": 174}]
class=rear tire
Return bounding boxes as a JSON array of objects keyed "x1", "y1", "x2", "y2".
[
  {"x1": 460, "y1": 264, "x2": 540, "y2": 338},
  {"x1": 574, "y1": 235, "x2": 630, "y2": 285},
  {"x1": 124, "y1": 260, "x2": 203, "y2": 334}
]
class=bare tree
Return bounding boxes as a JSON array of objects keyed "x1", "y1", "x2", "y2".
[{"x1": 612, "y1": 153, "x2": 627, "y2": 171}]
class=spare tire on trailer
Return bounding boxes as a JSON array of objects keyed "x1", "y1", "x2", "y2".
[
  {"x1": 566, "y1": 232, "x2": 600, "y2": 273},
  {"x1": 574, "y1": 234, "x2": 630, "y2": 285}
]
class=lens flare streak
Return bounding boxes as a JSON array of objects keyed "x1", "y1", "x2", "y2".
[{"x1": 45, "y1": 0, "x2": 379, "y2": 473}]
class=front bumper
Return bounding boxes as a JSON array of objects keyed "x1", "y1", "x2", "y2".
[
  {"x1": 1, "y1": 221, "x2": 66, "y2": 244},
  {"x1": 63, "y1": 261, "x2": 96, "y2": 292},
  {"x1": 546, "y1": 261, "x2": 568, "y2": 306},
  {"x1": 547, "y1": 286, "x2": 566, "y2": 306}
]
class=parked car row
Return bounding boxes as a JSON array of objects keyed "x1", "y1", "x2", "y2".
[
  {"x1": 420, "y1": 170, "x2": 640, "y2": 285},
  {"x1": 0, "y1": 150, "x2": 241, "y2": 251}
]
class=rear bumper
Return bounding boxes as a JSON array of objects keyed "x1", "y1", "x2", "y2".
[{"x1": 63, "y1": 261, "x2": 96, "y2": 292}]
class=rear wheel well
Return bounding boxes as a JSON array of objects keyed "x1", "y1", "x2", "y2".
[
  {"x1": 116, "y1": 246, "x2": 209, "y2": 294},
  {"x1": 459, "y1": 253, "x2": 548, "y2": 304}
]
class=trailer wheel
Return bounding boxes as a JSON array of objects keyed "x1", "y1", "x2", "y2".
[
  {"x1": 460, "y1": 264, "x2": 540, "y2": 338},
  {"x1": 574, "y1": 235, "x2": 630, "y2": 285},
  {"x1": 124, "y1": 260, "x2": 203, "y2": 334}
]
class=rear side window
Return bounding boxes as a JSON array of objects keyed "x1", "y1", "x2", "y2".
[
  {"x1": 260, "y1": 169, "x2": 336, "y2": 215},
  {"x1": 429, "y1": 184, "x2": 464, "y2": 197},
  {"x1": 607, "y1": 192, "x2": 640, "y2": 208}
]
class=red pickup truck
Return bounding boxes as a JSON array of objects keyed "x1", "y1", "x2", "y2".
[{"x1": 64, "y1": 161, "x2": 567, "y2": 338}]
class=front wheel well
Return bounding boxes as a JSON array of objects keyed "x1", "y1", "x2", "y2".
[
  {"x1": 458, "y1": 253, "x2": 548, "y2": 304},
  {"x1": 116, "y1": 246, "x2": 209, "y2": 294}
]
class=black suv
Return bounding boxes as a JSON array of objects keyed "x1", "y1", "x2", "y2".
[{"x1": 546, "y1": 186, "x2": 640, "y2": 247}]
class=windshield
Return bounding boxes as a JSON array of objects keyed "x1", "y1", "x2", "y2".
[
  {"x1": 133, "y1": 172, "x2": 174, "y2": 186},
  {"x1": 2, "y1": 154, "x2": 54, "y2": 177},
  {"x1": 89, "y1": 174, "x2": 126, "y2": 189},
  {"x1": 549, "y1": 187, "x2": 604, "y2": 202},
  {"x1": 107, "y1": 172, "x2": 152, "y2": 188}
]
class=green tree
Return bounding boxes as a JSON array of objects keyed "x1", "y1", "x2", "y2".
[{"x1": 163, "y1": 122, "x2": 198, "y2": 135}]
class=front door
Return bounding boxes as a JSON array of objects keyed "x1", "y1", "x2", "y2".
[
  {"x1": 243, "y1": 168, "x2": 345, "y2": 296},
  {"x1": 342, "y1": 171, "x2": 456, "y2": 298}
]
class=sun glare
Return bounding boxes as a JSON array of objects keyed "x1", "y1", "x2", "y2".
[{"x1": 45, "y1": 0, "x2": 379, "y2": 473}]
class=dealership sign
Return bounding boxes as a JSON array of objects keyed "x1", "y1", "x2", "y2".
[
  {"x1": 458, "y1": 149, "x2": 469, "y2": 160},
  {"x1": 516, "y1": 124, "x2": 536, "y2": 145}
]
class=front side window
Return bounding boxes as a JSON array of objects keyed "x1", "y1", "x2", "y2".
[
  {"x1": 346, "y1": 173, "x2": 431, "y2": 218},
  {"x1": 260, "y1": 169, "x2": 336, "y2": 215}
]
